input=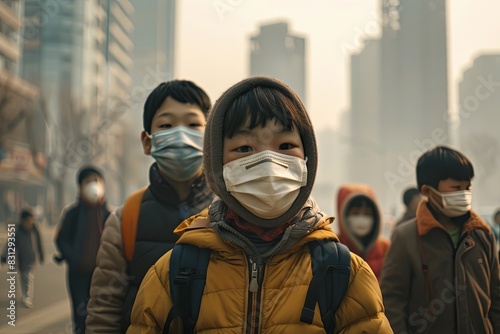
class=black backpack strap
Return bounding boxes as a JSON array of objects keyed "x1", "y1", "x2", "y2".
[
  {"x1": 300, "y1": 239, "x2": 351, "y2": 333},
  {"x1": 163, "y1": 244, "x2": 211, "y2": 334}
]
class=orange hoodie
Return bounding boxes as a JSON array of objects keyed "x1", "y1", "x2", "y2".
[{"x1": 336, "y1": 184, "x2": 390, "y2": 281}]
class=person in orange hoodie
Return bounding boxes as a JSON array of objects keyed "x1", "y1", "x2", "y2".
[{"x1": 336, "y1": 183, "x2": 390, "y2": 281}]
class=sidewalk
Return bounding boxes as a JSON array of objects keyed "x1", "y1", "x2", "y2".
[{"x1": 0, "y1": 223, "x2": 71, "y2": 332}]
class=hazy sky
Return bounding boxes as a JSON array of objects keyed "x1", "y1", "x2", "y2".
[{"x1": 175, "y1": 0, "x2": 500, "y2": 131}]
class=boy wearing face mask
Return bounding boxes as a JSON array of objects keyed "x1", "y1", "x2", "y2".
[
  {"x1": 86, "y1": 80, "x2": 213, "y2": 334},
  {"x1": 381, "y1": 146, "x2": 500, "y2": 334},
  {"x1": 336, "y1": 184, "x2": 390, "y2": 282},
  {"x1": 55, "y1": 165, "x2": 110, "y2": 333},
  {"x1": 127, "y1": 76, "x2": 392, "y2": 333}
]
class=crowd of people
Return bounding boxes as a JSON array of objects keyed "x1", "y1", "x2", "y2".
[{"x1": 2, "y1": 77, "x2": 500, "y2": 333}]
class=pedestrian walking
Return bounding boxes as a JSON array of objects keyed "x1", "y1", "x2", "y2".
[
  {"x1": 1, "y1": 207, "x2": 44, "y2": 308},
  {"x1": 336, "y1": 183, "x2": 390, "y2": 282},
  {"x1": 381, "y1": 146, "x2": 500, "y2": 333},
  {"x1": 55, "y1": 165, "x2": 110, "y2": 334},
  {"x1": 86, "y1": 80, "x2": 214, "y2": 333}
]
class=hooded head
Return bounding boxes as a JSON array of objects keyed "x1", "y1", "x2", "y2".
[
  {"x1": 336, "y1": 184, "x2": 382, "y2": 252},
  {"x1": 203, "y1": 76, "x2": 317, "y2": 228}
]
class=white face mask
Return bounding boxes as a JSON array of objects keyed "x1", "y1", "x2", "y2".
[
  {"x1": 429, "y1": 187, "x2": 472, "y2": 217},
  {"x1": 83, "y1": 181, "x2": 105, "y2": 204},
  {"x1": 223, "y1": 150, "x2": 307, "y2": 219},
  {"x1": 347, "y1": 215, "x2": 374, "y2": 237}
]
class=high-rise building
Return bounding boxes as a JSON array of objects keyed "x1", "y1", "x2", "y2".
[
  {"x1": 348, "y1": 38, "x2": 384, "y2": 196},
  {"x1": 380, "y1": 0, "x2": 448, "y2": 210},
  {"x1": 0, "y1": 0, "x2": 42, "y2": 224},
  {"x1": 130, "y1": 0, "x2": 175, "y2": 85},
  {"x1": 346, "y1": 0, "x2": 450, "y2": 212},
  {"x1": 380, "y1": 0, "x2": 449, "y2": 148},
  {"x1": 124, "y1": 0, "x2": 177, "y2": 194},
  {"x1": 250, "y1": 21, "x2": 306, "y2": 104},
  {"x1": 21, "y1": 0, "x2": 134, "y2": 209},
  {"x1": 458, "y1": 54, "x2": 500, "y2": 207}
]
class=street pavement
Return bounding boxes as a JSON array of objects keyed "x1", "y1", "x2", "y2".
[{"x1": 0, "y1": 224, "x2": 75, "y2": 333}]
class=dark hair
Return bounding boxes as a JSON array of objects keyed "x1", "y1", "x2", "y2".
[
  {"x1": 402, "y1": 187, "x2": 420, "y2": 207},
  {"x1": 143, "y1": 80, "x2": 211, "y2": 133},
  {"x1": 346, "y1": 196, "x2": 376, "y2": 214},
  {"x1": 20, "y1": 208, "x2": 33, "y2": 220},
  {"x1": 416, "y1": 146, "x2": 474, "y2": 191},
  {"x1": 77, "y1": 165, "x2": 104, "y2": 185},
  {"x1": 494, "y1": 209, "x2": 500, "y2": 222},
  {"x1": 223, "y1": 86, "x2": 309, "y2": 139}
]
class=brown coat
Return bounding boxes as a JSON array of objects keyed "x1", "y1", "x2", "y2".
[{"x1": 381, "y1": 201, "x2": 500, "y2": 334}]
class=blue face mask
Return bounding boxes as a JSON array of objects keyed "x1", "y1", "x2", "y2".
[{"x1": 147, "y1": 126, "x2": 204, "y2": 181}]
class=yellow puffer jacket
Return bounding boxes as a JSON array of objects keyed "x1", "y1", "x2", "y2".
[{"x1": 127, "y1": 210, "x2": 393, "y2": 334}]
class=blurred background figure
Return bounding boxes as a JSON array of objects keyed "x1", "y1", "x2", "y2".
[
  {"x1": 395, "y1": 187, "x2": 422, "y2": 226},
  {"x1": 54, "y1": 166, "x2": 111, "y2": 334},
  {"x1": 493, "y1": 209, "x2": 500, "y2": 253},
  {"x1": 1, "y1": 207, "x2": 44, "y2": 308},
  {"x1": 335, "y1": 184, "x2": 390, "y2": 282}
]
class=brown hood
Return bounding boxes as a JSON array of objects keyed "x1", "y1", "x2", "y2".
[
  {"x1": 203, "y1": 76, "x2": 317, "y2": 228},
  {"x1": 336, "y1": 184, "x2": 382, "y2": 253}
]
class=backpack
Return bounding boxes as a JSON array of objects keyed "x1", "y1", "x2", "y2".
[
  {"x1": 164, "y1": 239, "x2": 351, "y2": 334},
  {"x1": 121, "y1": 187, "x2": 148, "y2": 262}
]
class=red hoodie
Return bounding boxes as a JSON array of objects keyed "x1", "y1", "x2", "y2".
[{"x1": 336, "y1": 184, "x2": 390, "y2": 282}]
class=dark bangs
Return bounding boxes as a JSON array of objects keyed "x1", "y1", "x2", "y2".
[
  {"x1": 223, "y1": 86, "x2": 309, "y2": 139},
  {"x1": 143, "y1": 80, "x2": 211, "y2": 133},
  {"x1": 348, "y1": 196, "x2": 375, "y2": 210},
  {"x1": 416, "y1": 146, "x2": 475, "y2": 190}
]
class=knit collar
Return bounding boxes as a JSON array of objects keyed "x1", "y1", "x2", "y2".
[
  {"x1": 209, "y1": 197, "x2": 325, "y2": 261},
  {"x1": 226, "y1": 209, "x2": 288, "y2": 242}
]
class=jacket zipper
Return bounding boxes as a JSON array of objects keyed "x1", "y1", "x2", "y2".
[{"x1": 246, "y1": 259, "x2": 264, "y2": 334}]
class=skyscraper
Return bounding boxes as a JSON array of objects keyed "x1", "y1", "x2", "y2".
[
  {"x1": 348, "y1": 38, "x2": 383, "y2": 194},
  {"x1": 458, "y1": 54, "x2": 500, "y2": 206},
  {"x1": 21, "y1": 0, "x2": 135, "y2": 208},
  {"x1": 129, "y1": 0, "x2": 176, "y2": 90},
  {"x1": 250, "y1": 21, "x2": 306, "y2": 104},
  {"x1": 0, "y1": 0, "x2": 43, "y2": 223},
  {"x1": 347, "y1": 0, "x2": 450, "y2": 211},
  {"x1": 379, "y1": 0, "x2": 449, "y2": 209},
  {"x1": 380, "y1": 0, "x2": 449, "y2": 148},
  {"x1": 126, "y1": 0, "x2": 177, "y2": 193}
]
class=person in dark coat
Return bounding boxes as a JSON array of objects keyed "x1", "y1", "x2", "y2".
[
  {"x1": 55, "y1": 165, "x2": 110, "y2": 334},
  {"x1": 85, "y1": 80, "x2": 214, "y2": 334},
  {"x1": 494, "y1": 209, "x2": 500, "y2": 257},
  {"x1": 395, "y1": 187, "x2": 422, "y2": 226},
  {"x1": 1, "y1": 208, "x2": 44, "y2": 308}
]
